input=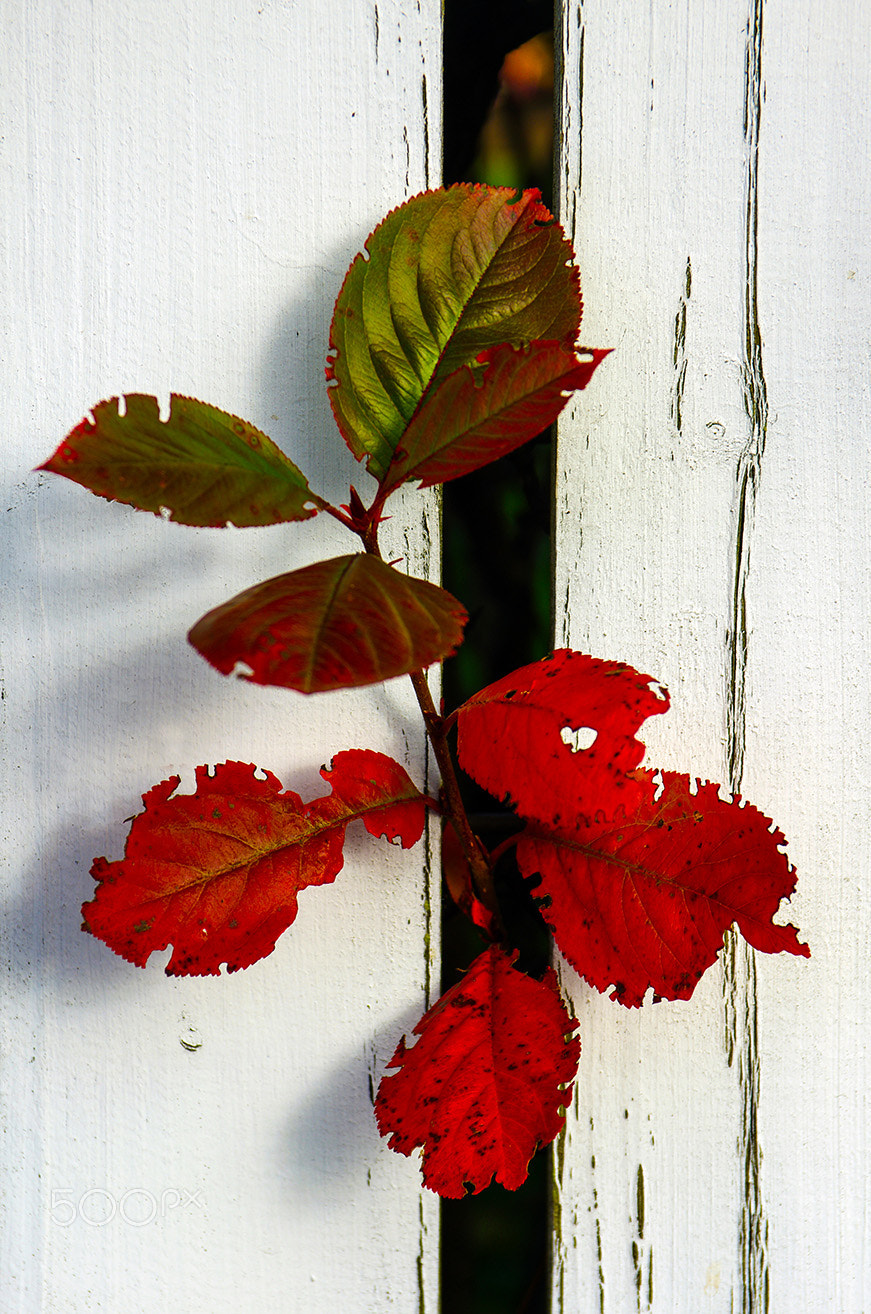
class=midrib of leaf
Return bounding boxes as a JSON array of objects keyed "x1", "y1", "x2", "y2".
[
  {"x1": 130, "y1": 788, "x2": 427, "y2": 899},
  {"x1": 416, "y1": 982, "x2": 545, "y2": 1144},
  {"x1": 376, "y1": 571, "x2": 418, "y2": 668},
  {"x1": 302, "y1": 556, "x2": 359, "y2": 690},
  {"x1": 558, "y1": 839, "x2": 698, "y2": 979},
  {"x1": 95, "y1": 399, "x2": 307, "y2": 479},
  {"x1": 114, "y1": 448, "x2": 305, "y2": 480},
  {"x1": 370, "y1": 194, "x2": 548, "y2": 479},
  {"x1": 541, "y1": 854, "x2": 704, "y2": 1004},
  {"x1": 395, "y1": 349, "x2": 577, "y2": 487},
  {"x1": 531, "y1": 827, "x2": 775, "y2": 929}
]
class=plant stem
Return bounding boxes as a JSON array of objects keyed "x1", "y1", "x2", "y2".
[
  {"x1": 357, "y1": 499, "x2": 503, "y2": 931},
  {"x1": 407, "y1": 668, "x2": 501, "y2": 926}
]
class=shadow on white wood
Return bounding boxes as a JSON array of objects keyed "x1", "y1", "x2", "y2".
[{"x1": 2, "y1": 2, "x2": 441, "y2": 1311}]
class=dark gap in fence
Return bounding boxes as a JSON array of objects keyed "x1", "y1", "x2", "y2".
[{"x1": 441, "y1": 5, "x2": 556, "y2": 1312}]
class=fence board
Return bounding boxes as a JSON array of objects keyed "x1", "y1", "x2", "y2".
[
  {"x1": 554, "y1": 1, "x2": 870, "y2": 1309},
  {"x1": 745, "y1": 4, "x2": 871, "y2": 1307},
  {"x1": 1, "y1": 2, "x2": 441, "y2": 1310}
]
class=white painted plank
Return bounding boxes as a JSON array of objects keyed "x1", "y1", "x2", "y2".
[
  {"x1": 556, "y1": 1, "x2": 871, "y2": 1310},
  {"x1": 554, "y1": 3, "x2": 793, "y2": 1310},
  {"x1": 1, "y1": 2, "x2": 440, "y2": 1310},
  {"x1": 745, "y1": 3, "x2": 871, "y2": 1308}
]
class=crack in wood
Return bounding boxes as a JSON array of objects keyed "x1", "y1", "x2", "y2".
[
  {"x1": 671, "y1": 257, "x2": 691, "y2": 433},
  {"x1": 421, "y1": 73, "x2": 431, "y2": 189},
  {"x1": 631, "y1": 1161, "x2": 654, "y2": 1311},
  {"x1": 416, "y1": 1195, "x2": 428, "y2": 1314},
  {"x1": 555, "y1": 3, "x2": 584, "y2": 247},
  {"x1": 724, "y1": 3, "x2": 770, "y2": 1311},
  {"x1": 551, "y1": 1130, "x2": 565, "y2": 1309},
  {"x1": 590, "y1": 1140, "x2": 606, "y2": 1314},
  {"x1": 421, "y1": 803, "x2": 435, "y2": 1007}
]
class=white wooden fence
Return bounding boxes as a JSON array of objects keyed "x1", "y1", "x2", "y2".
[
  {"x1": 553, "y1": 3, "x2": 871, "y2": 1310},
  {"x1": 3, "y1": 2, "x2": 440, "y2": 1309},
  {"x1": 3, "y1": 2, "x2": 869, "y2": 1311}
]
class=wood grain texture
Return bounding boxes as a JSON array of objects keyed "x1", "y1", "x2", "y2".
[
  {"x1": 1, "y1": 2, "x2": 440, "y2": 1310},
  {"x1": 743, "y1": 4, "x2": 871, "y2": 1308},
  {"x1": 553, "y1": 1, "x2": 870, "y2": 1309}
]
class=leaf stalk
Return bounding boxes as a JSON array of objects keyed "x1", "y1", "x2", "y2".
[
  {"x1": 356, "y1": 501, "x2": 503, "y2": 933},
  {"x1": 407, "y1": 668, "x2": 502, "y2": 932}
]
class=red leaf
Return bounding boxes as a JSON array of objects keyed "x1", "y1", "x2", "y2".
[
  {"x1": 39, "y1": 394, "x2": 318, "y2": 527},
  {"x1": 440, "y1": 823, "x2": 500, "y2": 938},
  {"x1": 517, "y1": 770, "x2": 809, "y2": 1007},
  {"x1": 455, "y1": 650, "x2": 669, "y2": 825},
  {"x1": 379, "y1": 342, "x2": 611, "y2": 492},
  {"x1": 321, "y1": 750, "x2": 428, "y2": 847},
  {"x1": 83, "y1": 753, "x2": 429, "y2": 976},
  {"x1": 188, "y1": 554, "x2": 467, "y2": 693},
  {"x1": 376, "y1": 945, "x2": 580, "y2": 1197}
]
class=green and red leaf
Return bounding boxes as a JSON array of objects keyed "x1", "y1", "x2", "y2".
[
  {"x1": 83, "y1": 751, "x2": 430, "y2": 976},
  {"x1": 376, "y1": 945, "x2": 580, "y2": 1197},
  {"x1": 455, "y1": 650, "x2": 670, "y2": 825},
  {"x1": 39, "y1": 394, "x2": 318, "y2": 527},
  {"x1": 517, "y1": 770, "x2": 810, "y2": 1007},
  {"x1": 379, "y1": 342, "x2": 610, "y2": 492},
  {"x1": 327, "y1": 184, "x2": 583, "y2": 481},
  {"x1": 188, "y1": 554, "x2": 467, "y2": 693}
]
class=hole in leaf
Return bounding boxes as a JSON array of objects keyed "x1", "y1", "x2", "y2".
[{"x1": 560, "y1": 725, "x2": 597, "y2": 753}]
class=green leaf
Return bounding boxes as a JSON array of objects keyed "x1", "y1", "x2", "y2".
[
  {"x1": 39, "y1": 394, "x2": 319, "y2": 527},
  {"x1": 380, "y1": 342, "x2": 610, "y2": 491},
  {"x1": 188, "y1": 553, "x2": 467, "y2": 693},
  {"x1": 327, "y1": 184, "x2": 582, "y2": 481}
]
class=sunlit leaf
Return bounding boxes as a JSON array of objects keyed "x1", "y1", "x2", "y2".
[
  {"x1": 327, "y1": 184, "x2": 582, "y2": 480},
  {"x1": 518, "y1": 770, "x2": 809, "y2": 1007},
  {"x1": 83, "y1": 752, "x2": 429, "y2": 975},
  {"x1": 376, "y1": 945, "x2": 580, "y2": 1197},
  {"x1": 322, "y1": 750, "x2": 429, "y2": 848},
  {"x1": 188, "y1": 554, "x2": 467, "y2": 693},
  {"x1": 380, "y1": 342, "x2": 610, "y2": 491},
  {"x1": 456, "y1": 650, "x2": 669, "y2": 825},
  {"x1": 39, "y1": 394, "x2": 318, "y2": 526}
]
